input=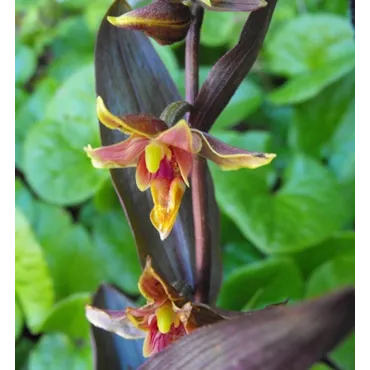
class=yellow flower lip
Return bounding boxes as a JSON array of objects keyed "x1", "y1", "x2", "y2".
[
  {"x1": 145, "y1": 142, "x2": 165, "y2": 174},
  {"x1": 155, "y1": 303, "x2": 179, "y2": 334}
]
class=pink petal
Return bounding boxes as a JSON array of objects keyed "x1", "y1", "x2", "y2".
[
  {"x1": 136, "y1": 153, "x2": 153, "y2": 191},
  {"x1": 84, "y1": 136, "x2": 148, "y2": 169},
  {"x1": 173, "y1": 148, "x2": 193, "y2": 186},
  {"x1": 157, "y1": 119, "x2": 194, "y2": 153},
  {"x1": 193, "y1": 130, "x2": 276, "y2": 170}
]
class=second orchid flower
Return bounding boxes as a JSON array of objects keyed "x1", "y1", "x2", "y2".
[{"x1": 85, "y1": 97, "x2": 276, "y2": 240}]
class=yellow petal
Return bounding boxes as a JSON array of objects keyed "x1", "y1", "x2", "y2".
[
  {"x1": 192, "y1": 129, "x2": 276, "y2": 170},
  {"x1": 150, "y1": 178, "x2": 186, "y2": 240},
  {"x1": 96, "y1": 97, "x2": 167, "y2": 138}
]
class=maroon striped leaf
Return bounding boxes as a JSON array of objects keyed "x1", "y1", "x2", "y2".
[{"x1": 139, "y1": 287, "x2": 355, "y2": 370}]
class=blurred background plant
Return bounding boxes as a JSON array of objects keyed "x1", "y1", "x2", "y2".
[{"x1": 15, "y1": 0, "x2": 355, "y2": 369}]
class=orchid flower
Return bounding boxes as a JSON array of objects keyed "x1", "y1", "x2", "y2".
[
  {"x1": 85, "y1": 97, "x2": 275, "y2": 239},
  {"x1": 86, "y1": 258, "x2": 223, "y2": 357}
]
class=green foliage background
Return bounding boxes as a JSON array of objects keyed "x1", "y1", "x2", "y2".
[{"x1": 15, "y1": 0, "x2": 355, "y2": 368}]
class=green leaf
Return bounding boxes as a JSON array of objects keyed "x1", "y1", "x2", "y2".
[
  {"x1": 217, "y1": 258, "x2": 304, "y2": 311},
  {"x1": 91, "y1": 209, "x2": 142, "y2": 295},
  {"x1": 265, "y1": 14, "x2": 354, "y2": 77},
  {"x1": 222, "y1": 241, "x2": 265, "y2": 280},
  {"x1": 291, "y1": 232, "x2": 355, "y2": 279},
  {"x1": 24, "y1": 117, "x2": 107, "y2": 205},
  {"x1": 289, "y1": 72, "x2": 355, "y2": 158},
  {"x1": 15, "y1": 41, "x2": 37, "y2": 86},
  {"x1": 93, "y1": 179, "x2": 120, "y2": 212},
  {"x1": 45, "y1": 64, "x2": 96, "y2": 124},
  {"x1": 331, "y1": 333, "x2": 355, "y2": 370},
  {"x1": 201, "y1": 12, "x2": 235, "y2": 47},
  {"x1": 268, "y1": 59, "x2": 354, "y2": 105},
  {"x1": 327, "y1": 96, "x2": 355, "y2": 225},
  {"x1": 84, "y1": 0, "x2": 114, "y2": 32},
  {"x1": 265, "y1": 14, "x2": 354, "y2": 103},
  {"x1": 263, "y1": 0, "x2": 297, "y2": 44},
  {"x1": 16, "y1": 78, "x2": 59, "y2": 169},
  {"x1": 41, "y1": 293, "x2": 91, "y2": 340},
  {"x1": 51, "y1": 16, "x2": 94, "y2": 59},
  {"x1": 23, "y1": 65, "x2": 107, "y2": 204},
  {"x1": 211, "y1": 154, "x2": 347, "y2": 254},
  {"x1": 29, "y1": 333, "x2": 92, "y2": 370},
  {"x1": 214, "y1": 80, "x2": 263, "y2": 130},
  {"x1": 305, "y1": 255, "x2": 355, "y2": 299},
  {"x1": 305, "y1": 0, "x2": 349, "y2": 16},
  {"x1": 40, "y1": 224, "x2": 103, "y2": 300},
  {"x1": 328, "y1": 98, "x2": 355, "y2": 183},
  {"x1": 15, "y1": 209, "x2": 54, "y2": 334},
  {"x1": 15, "y1": 186, "x2": 98, "y2": 301},
  {"x1": 15, "y1": 179, "x2": 36, "y2": 225},
  {"x1": 305, "y1": 255, "x2": 355, "y2": 370},
  {"x1": 15, "y1": 299, "x2": 24, "y2": 341},
  {"x1": 47, "y1": 54, "x2": 93, "y2": 83},
  {"x1": 16, "y1": 339, "x2": 35, "y2": 370}
]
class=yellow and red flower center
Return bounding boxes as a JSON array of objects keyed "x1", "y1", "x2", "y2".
[
  {"x1": 144, "y1": 141, "x2": 181, "y2": 181},
  {"x1": 143, "y1": 303, "x2": 186, "y2": 357}
]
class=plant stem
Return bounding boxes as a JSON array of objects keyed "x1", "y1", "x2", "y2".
[
  {"x1": 185, "y1": 6, "x2": 203, "y2": 103},
  {"x1": 185, "y1": 6, "x2": 210, "y2": 303}
]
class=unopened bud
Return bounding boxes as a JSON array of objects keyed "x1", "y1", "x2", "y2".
[
  {"x1": 107, "y1": 1, "x2": 192, "y2": 45},
  {"x1": 195, "y1": 0, "x2": 267, "y2": 12}
]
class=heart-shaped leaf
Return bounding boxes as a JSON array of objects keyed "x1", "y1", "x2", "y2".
[
  {"x1": 266, "y1": 14, "x2": 355, "y2": 104},
  {"x1": 211, "y1": 154, "x2": 347, "y2": 254}
]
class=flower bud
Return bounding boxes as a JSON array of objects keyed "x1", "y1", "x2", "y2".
[
  {"x1": 195, "y1": 0, "x2": 267, "y2": 12},
  {"x1": 107, "y1": 1, "x2": 192, "y2": 45}
]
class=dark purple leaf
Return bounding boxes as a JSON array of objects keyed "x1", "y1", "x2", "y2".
[
  {"x1": 95, "y1": 0, "x2": 221, "y2": 302},
  {"x1": 139, "y1": 287, "x2": 355, "y2": 370},
  {"x1": 90, "y1": 284, "x2": 145, "y2": 370},
  {"x1": 190, "y1": 0, "x2": 278, "y2": 131}
]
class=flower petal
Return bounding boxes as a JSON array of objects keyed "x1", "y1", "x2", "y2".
[
  {"x1": 84, "y1": 136, "x2": 148, "y2": 169},
  {"x1": 138, "y1": 257, "x2": 179, "y2": 304},
  {"x1": 157, "y1": 120, "x2": 195, "y2": 153},
  {"x1": 193, "y1": 130, "x2": 276, "y2": 170},
  {"x1": 150, "y1": 177, "x2": 186, "y2": 240},
  {"x1": 173, "y1": 148, "x2": 193, "y2": 187},
  {"x1": 97, "y1": 96, "x2": 167, "y2": 138},
  {"x1": 85, "y1": 305, "x2": 146, "y2": 339},
  {"x1": 143, "y1": 317, "x2": 187, "y2": 357},
  {"x1": 136, "y1": 154, "x2": 153, "y2": 191}
]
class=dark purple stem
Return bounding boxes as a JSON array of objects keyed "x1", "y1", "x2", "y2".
[{"x1": 185, "y1": 6, "x2": 210, "y2": 303}]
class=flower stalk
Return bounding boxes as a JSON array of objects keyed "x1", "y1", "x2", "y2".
[{"x1": 185, "y1": 5, "x2": 210, "y2": 303}]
